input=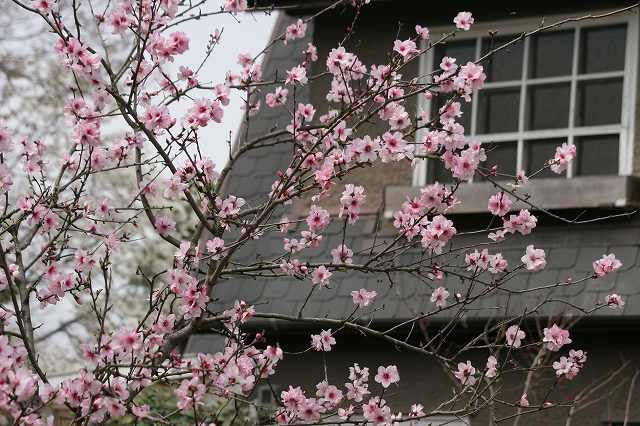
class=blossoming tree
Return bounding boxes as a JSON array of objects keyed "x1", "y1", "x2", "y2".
[{"x1": 0, "y1": 0, "x2": 636, "y2": 424}]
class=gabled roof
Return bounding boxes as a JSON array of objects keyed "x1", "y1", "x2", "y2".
[{"x1": 188, "y1": 10, "x2": 640, "y2": 356}]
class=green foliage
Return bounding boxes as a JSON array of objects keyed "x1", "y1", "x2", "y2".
[{"x1": 108, "y1": 382, "x2": 263, "y2": 426}]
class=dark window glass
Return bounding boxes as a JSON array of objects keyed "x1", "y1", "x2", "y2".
[
  {"x1": 526, "y1": 84, "x2": 570, "y2": 130},
  {"x1": 434, "y1": 95, "x2": 471, "y2": 132},
  {"x1": 575, "y1": 134, "x2": 619, "y2": 176},
  {"x1": 525, "y1": 138, "x2": 567, "y2": 178},
  {"x1": 477, "y1": 88, "x2": 520, "y2": 134},
  {"x1": 575, "y1": 78, "x2": 623, "y2": 126},
  {"x1": 481, "y1": 35, "x2": 524, "y2": 82},
  {"x1": 477, "y1": 142, "x2": 517, "y2": 180},
  {"x1": 579, "y1": 25, "x2": 627, "y2": 74},
  {"x1": 435, "y1": 40, "x2": 476, "y2": 66},
  {"x1": 529, "y1": 30, "x2": 574, "y2": 78},
  {"x1": 427, "y1": 159, "x2": 454, "y2": 184},
  {"x1": 433, "y1": 40, "x2": 475, "y2": 134}
]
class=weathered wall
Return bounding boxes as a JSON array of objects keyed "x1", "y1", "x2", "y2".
[
  {"x1": 295, "y1": 10, "x2": 418, "y2": 217},
  {"x1": 267, "y1": 328, "x2": 640, "y2": 425},
  {"x1": 190, "y1": 5, "x2": 640, "y2": 425}
]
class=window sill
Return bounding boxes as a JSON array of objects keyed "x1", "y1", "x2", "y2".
[{"x1": 384, "y1": 175, "x2": 640, "y2": 217}]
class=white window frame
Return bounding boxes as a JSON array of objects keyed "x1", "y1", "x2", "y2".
[{"x1": 413, "y1": 9, "x2": 639, "y2": 186}]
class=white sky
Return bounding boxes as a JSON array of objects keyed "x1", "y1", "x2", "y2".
[
  {"x1": 170, "y1": 10, "x2": 278, "y2": 165},
  {"x1": 24, "y1": 8, "x2": 278, "y2": 376}
]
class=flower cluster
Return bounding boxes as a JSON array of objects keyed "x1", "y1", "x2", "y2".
[
  {"x1": 465, "y1": 248, "x2": 509, "y2": 274},
  {"x1": 275, "y1": 363, "x2": 404, "y2": 424},
  {"x1": 339, "y1": 184, "x2": 365, "y2": 223},
  {"x1": 0, "y1": 2, "x2": 628, "y2": 424},
  {"x1": 553, "y1": 349, "x2": 587, "y2": 380},
  {"x1": 593, "y1": 253, "x2": 622, "y2": 278}
]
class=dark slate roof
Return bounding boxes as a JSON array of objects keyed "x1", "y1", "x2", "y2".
[
  {"x1": 207, "y1": 210, "x2": 640, "y2": 318},
  {"x1": 186, "y1": 12, "x2": 640, "y2": 354},
  {"x1": 218, "y1": 15, "x2": 311, "y2": 206}
]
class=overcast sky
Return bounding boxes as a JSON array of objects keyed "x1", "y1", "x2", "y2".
[
  {"x1": 19, "y1": 8, "x2": 278, "y2": 377},
  {"x1": 170, "y1": 10, "x2": 278, "y2": 165}
]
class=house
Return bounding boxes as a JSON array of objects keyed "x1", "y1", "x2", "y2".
[{"x1": 187, "y1": 1, "x2": 640, "y2": 424}]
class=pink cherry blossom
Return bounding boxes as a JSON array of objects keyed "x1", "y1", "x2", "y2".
[
  {"x1": 265, "y1": 345, "x2": 284, "y2": 362},
  {"x1": 553, "y1": 356, "x2": 580, "y2": 380},
  {"x1": 454, "y1": 11, "x2": 474, "y2": 30},
  {"x1": 410, "y1": 403, "x2": 425, "y2": 418},
  {"x1": 154, "y1": 216, "x2": 176, "y2": 236},
  {"x1": 339, "y1": 184, "x2": 365, "y2": 223},
  {"x1": 488, "y1": 192, "x2": 513, "y2": 216},
  {"x1": 453, "y1": 361, "x2": 476, "y2": 386},
  {"x1": 285, "y1": 19, "x2": 307, "y2": 44},
  {"x1": 505, "y1": 325, "x2": 526, "y2": 348},
  {"x1": 606, "y1": 293, "x2": 625, "y2": 309},
  {"x1": 266, "y1": 87, "x2": 289, "y2": 108},
  {"x1": 286, "y1": 65, "x2": 308, "y2": 85},
  {"x1": 351, "y1": 288, "x2": 377, "y2": 307},
  {"x1": 466, "y1": 248, "x2": 490, "y2": 271},
  {"x1": 311, "y1": 329, "x2": 336, "y2": 352},
  {"x1": 504, "y1": 209, "x2": 538, "y2": 236},
  {"x1": 421, "y1": 215, "x2": 457, "y2": 254},
  {"x1": 318, "y1": 382, "x2": 343, "y2": 405},
  {"x1": 415, "y1": 25, "x2": 430, "y2": 40},
  {"x1": 489, "y1": 253, "x2": 508, "y2": 274},
  {"x1": 455, "y1": 62, "x2": 486, "y2": 97},
  {"x1": 306, "y1": 205, "x2": 330, "y2": 232},
  {"x1": 485, "y1": 355, "x2": 498, "y2": 378},
  {"x1": 393, "y1": 39, "x2": 418, "y2": 60},
  {"x1": 131, "y1": 405, "x2": 150, "y2": 419},
  {"x1": 115, "y1": 328, "x2": 142, "y2": 352},
  {"x1": 73, "y1": 120, "x2": 101, "y2": 147},
  {"x1": 362, "y1": 397, "x2": 392, "y2": 424},
  {"x1": 0, "y1": 6, "x2": 630, "y2": 424},
  {"x1": 107, "y1": 7, "x2": 131, "y2": 34},
  {"x1": 338, "y1": 405, "x2": 355, "y2": 419},
  {"x1": 311, "y1": 266, "x2": 332, "y2": 286},
  {"x1": 431, "y1": 286, "x2": 450, "y2": 308},
  {"x1": 223, "y1": 0, "x2": 247, "y2": 13},
  {"x1": 550, "y1": 142, "x2": 577, "y2": 174},
  {"x1": 521, "y1": 245, "x2": 546, "y2": 272},
  {"x1": 331, "y1": 244, "x2": 353, "y2": 264},
  {"x1": 374, "y1": 365, "x2": 399, "y2": 388},
  {"x1": 543, "y1": 324, "x2": 572, "y2": 352},
  {"x1": 206, "y1": 237, "x2": 226, "y2": 260},
  {"x1": 216, "y1": 195, "x2": 246, "y2": 218},
  {"x1": 141, "y1": 105, "x2": 175, "y2": 132},
  {"x1": 304, "y1": 42, "x2": 318, "y2": 62},
  {"x1": 33, "y1": 0, "x2": 53, "y2": 12},
  {"x1": 570, "y1": 348, "x2": 587, "y2": 365},
  {"x1": 593, "y1": 253, "x2": 622, "y2": 277}
]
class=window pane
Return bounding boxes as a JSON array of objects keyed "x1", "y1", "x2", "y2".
[
  {"x1": 434, "y1": 95, "x2": 471, "y2": 132},
  {"x1": 477, "y1": 142, "x2": 517, "y2": 181},
  {"x1": 575, "y1": 134, "x2": 619, "y2": 176},
  {"x1": 579, "y1": 25, "x2": 626, "y2": 74},
  {"x1": 525, "y1": 138, "x2": 567, "y2": 178},
  {"x1": 435, "y1": 40, "x2": 476, "y2": 65},
  {"x1": 575, "y1": 78, "x2": 623, "y2": 126},
  {"x1": 477, "y1": 88, "x2": 520, "y2": 134},
  {"x1": 481, "y1": 35, "x2": 524, "y2": 82},
  {"x1": 529, "y1": 30, "x2": 574, "y2": 78},
  {"x1": 427, "y1": 159, "x2": 454, "y2": 184},
  {"x1": 526, "y1": 84, "x2": 570, "y2": 130}
]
